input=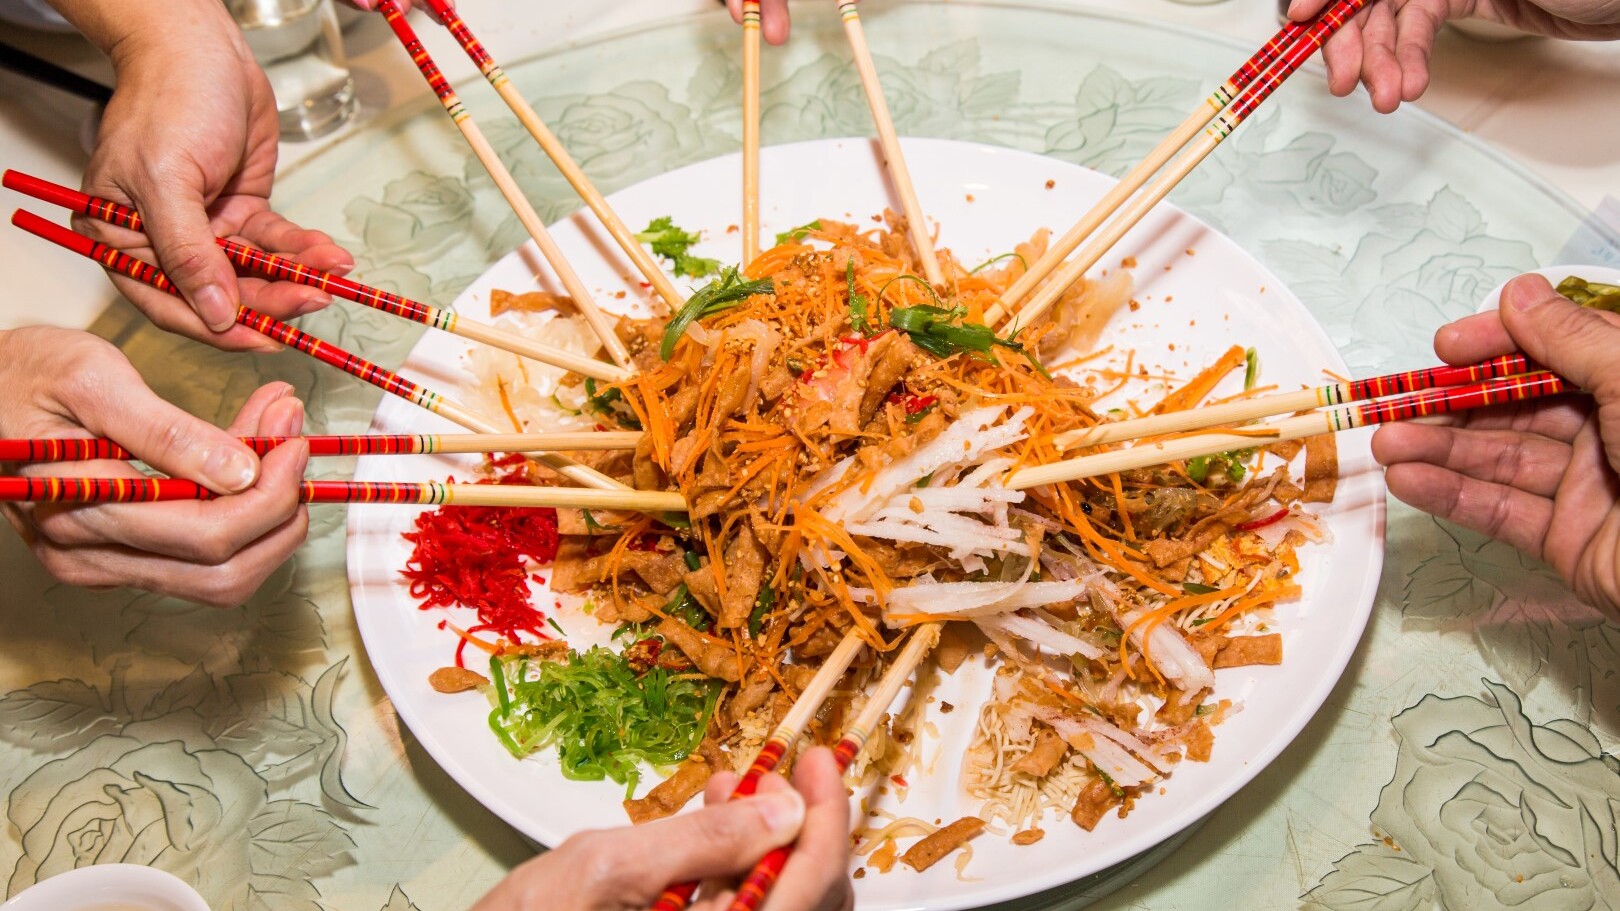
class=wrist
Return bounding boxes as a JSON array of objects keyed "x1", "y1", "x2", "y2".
[{"x1": 48, "y1": 0, "x2": 252, "y2": 76}]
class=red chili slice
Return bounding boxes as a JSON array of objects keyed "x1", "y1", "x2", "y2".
[{"x1": 1235, "y1": 509, "x2": 1290, "y2": 532}]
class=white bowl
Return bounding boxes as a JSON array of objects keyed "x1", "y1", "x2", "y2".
[
  {"x1": 1479, "y1": 264, "x2": 1620, "y2": 311},
  {"x1": 1, "y1": 865, "x2": 210, "y2": 911}
]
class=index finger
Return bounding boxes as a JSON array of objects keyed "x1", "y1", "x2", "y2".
[{"x1": 1432, "y1": 309, "x2": 1516, "y2": 366}]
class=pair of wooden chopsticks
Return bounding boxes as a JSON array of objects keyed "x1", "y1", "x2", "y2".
[
  {"x1": 984, "y1": 0, "x2": 1372, "y2": 331},
  {"x1": 3, "y1": 171, "x2": 630, "y2": 385},
  {"x1": 733, "y1": 0, "x2": 945, "y2": 282},
  {"x1": 375, "y1": 0, "x2": 636, "y2": 369}
]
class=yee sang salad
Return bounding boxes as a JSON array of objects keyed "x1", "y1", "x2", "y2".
[{"x1": 400, "y1": 212, "x2": 1337, "y2": 873}]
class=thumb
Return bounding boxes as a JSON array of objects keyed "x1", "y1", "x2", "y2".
[
  {"x1": 131, "y1": 175, "x2": 241, "y2": 334},
  {"x1": 590, "y1": 787, "x2": 805, "y2": 899},
  {"x1": 1501, "y1": 275, "x2": 1620, "y2": 398},
  {"x1": 64, "y1": 359, "x2": 261, "y2": 494}
]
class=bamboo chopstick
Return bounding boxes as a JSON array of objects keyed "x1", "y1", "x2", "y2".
[
  {"x1": 1011, "y1": 371, "x2": 1573, "y2": 490},
  {"x1": 413, "y1": 0, "x2": 688, "y2": 313},
  {"x1": 741, "y1": 0, "x2": 763, "y2": 265},
  {"x1": 836, "y1": 0, "x2": 945, "y2": 288},
  {"x1": 2, "y1": 171, "x2": 632, "y2": 384},
  {"x1": 0, "y1": 476, "x2": 686, "y2": 513},
  {"x1": 10, "y1": 209, "x2": 624, "y2": 492},
  {"x1": 0, "y1": 432, "x2": 643, "y2": 464},
  {"x1": 726, "y1": 623, "x2": 944, "y2": 911},
  {"x1": 987, "y1": 0, "x2": 1369, "y2": 322},
  {"x1": 649, "y1": 631, "x2": 868, "y2": 911},
  {"x1": 1055, "y1": 353, "x2": 1534, "y2": 451},
  {"x1": 376, "y1": 1, "x2": 635, "y2": 370}
]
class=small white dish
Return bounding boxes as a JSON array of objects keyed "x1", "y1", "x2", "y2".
[
  {"x1": 1479, "y1": 264, "x2": 1620, "y2": 311},
  {"x1": 1, "y1": 865, "x2": 209, "y2": 911}
]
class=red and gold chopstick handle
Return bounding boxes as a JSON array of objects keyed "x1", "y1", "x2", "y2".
[
  {"x1": 421, "y1": 0, "x2": 502, "y2": 80},
  {"x1": 303, "y1": 480, "x2": 449, "y2": 504},
  {"x1": 0, "y1": 439, "x2": 131, "y2": 463},
  {"x1": 1214, "y1": 0, "x2": 1369, "y2": 133},
  {"x1": 0, "y1": 476, "x2": 212, "y2": 504},
  {"x1": 724, "y1": 735, "x2": 863, "y2": 911},
  {"x1": 378, "y1": 0, "x2": 466, "y2": 117},
  {"x1": 222, "y1": 243, "x2": 449, "y2": 328},
  {"x1": 0, "y1": 477, "x2": 454, "y2": 506},
  {"x1": 3, "y1": 170, "x2": 144, "y2": 231},
  {"x1": 11, "y1": 209, "x2": 446, "y2": 414},
  {"x1": 5, "y1": 172, "x2": 453, "y2": 331},
  {"x1": 1222, "y1": 18, "x2": 1309, "y2": 102},
  {"x1": 649, "y1": 735, "x2": 793, "y2": 911},
  {"x1": 0, "y1": 435, "x2": 442, "y2": 463},
  {"x1": 1351, "y1": 371, "x2": 1569, "y2": 428},
  {"x1": 1337, "y1": 353, "x2": 1533, "y2": 404}
]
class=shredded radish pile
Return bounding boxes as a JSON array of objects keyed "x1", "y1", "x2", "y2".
[{"x1": 401, "y1": 459, "x2": 560, "y2": 663}]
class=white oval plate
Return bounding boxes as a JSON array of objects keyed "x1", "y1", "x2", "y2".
[{"x1": 346, "y1": 138, "x2": 1385, "y2": 910}]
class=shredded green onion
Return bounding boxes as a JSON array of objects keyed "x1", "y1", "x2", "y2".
[
  {"x1": 660, "y1": 267, "x2": 775, "y2": 360},
  {"x1": 969, "y1": 252, "x2": 1027, "y2": 274},
  {"x1": 775, "y1": 219, "x2": 822, "y2": 246},
  {"x1": 487, "y1": 647, "x2": 719, "y2": 797}
]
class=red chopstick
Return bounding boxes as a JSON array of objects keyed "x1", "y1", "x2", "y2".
[
  {"x1": 1, "y1": 170, "x2": 630, "y2": 384},
  {"x1": 10, "y1": 209, "x2": 502, "y2": 434}
]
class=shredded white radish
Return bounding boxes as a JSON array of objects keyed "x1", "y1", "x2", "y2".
[{"x1": 976, "y1": 613, "x2": 1105, "y2": 660}]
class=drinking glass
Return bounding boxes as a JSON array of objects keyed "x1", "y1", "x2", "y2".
[{"x1": 225, "y1": 0, "x2": 358, "y2": 141}]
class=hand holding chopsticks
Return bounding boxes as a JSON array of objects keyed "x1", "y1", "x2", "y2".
[
  {"x1": 3, "y1": 171, "x2": 632, "y2": 384},
  {"x1": 1372, "y1": 275, "x2": 1620, "y2": 616}
]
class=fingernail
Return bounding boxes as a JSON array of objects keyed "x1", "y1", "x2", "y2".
[
  {"x1": 196, "y1": 284, "x2": 238, "y2": 333},
  {"x1": 1505, "y1": 281, "x2": 1549, "y2": 313},
  {"x1": 752, "y1": 790, "x2": 805, "y2": 841},
  {"x1": 297, "y1": 293, "x2": 334, "y2": 316},
  {"x1": 203, "y1": 445, "x2": 259, "y2": 493},
  {"x1": 285, "y1": 399, "x2": 305, "y2": 437},
  {"x1": 1287, "y1": 0, "x2": 1305, "y2": 17}
]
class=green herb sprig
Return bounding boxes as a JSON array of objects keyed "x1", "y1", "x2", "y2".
[
  {"x1": 846, "y1": 260, "x2": 872, "y2": 335},
  {"x1": 636, "y1": 216, "x2": 720, "y2": 279}
]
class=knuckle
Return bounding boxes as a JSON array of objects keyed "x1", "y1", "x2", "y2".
[
  {"x1": 192, "y1": 565, "x2": 257, "y2": 608},
  {"x1": 689, "y1": 803, "x2": 757, "y2": 849},
  {"x1": 191, "y1": 532, "x2": 241, "y2": 567},
  {"x1": 35, "y1": 545, "x2": 95, "y2": 588},
  {"x1": 564, "y1": 833, "x2": 622, "y2": 894}
]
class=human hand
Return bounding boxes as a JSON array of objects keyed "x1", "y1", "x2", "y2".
[
  {"x1": 0, "y1": 328, "x2": 310, "y2": 608},
  {"x1": 469, "y1": 746, "x2": 854, "y2": 911},
  {"x1": 1372, "y1": 275, "x2": 1620, "y2": 616},
  {"x1": 50, "y1": 0, "x2": 352, "y2": 350},
  {"x1": 725, "y1": 0, "x2": 847, "y2": 45},
  {"x1": 1288, "y1": 0, "x2": 1620, "y2": 112}
]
